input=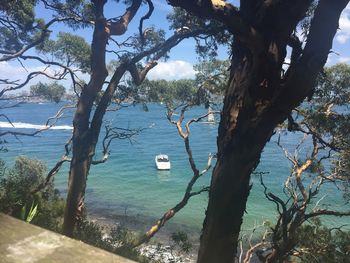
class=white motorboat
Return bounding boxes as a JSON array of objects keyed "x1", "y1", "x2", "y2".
[{"x1": 155, "y1": 154, "x2": 171, "y2": 170}]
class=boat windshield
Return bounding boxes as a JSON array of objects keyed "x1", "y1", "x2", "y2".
[{"x1": 157, "y1": 157, "x2": 169, "y2": 162}]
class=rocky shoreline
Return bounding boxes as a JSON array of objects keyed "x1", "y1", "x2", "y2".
[
  {"x1": 88, "y1": 211, "x2": 200, "y2": 262},
  {"x1": 139, "y1": 244, "x2": 196, "y2": 263}
]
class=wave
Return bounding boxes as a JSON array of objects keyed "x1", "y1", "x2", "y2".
[{"x1": 0, "y1": 121, "x2": 73, "y2": 130}]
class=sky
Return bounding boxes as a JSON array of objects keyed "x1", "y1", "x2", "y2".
[{"x1": 1, "y1": 1, "x2": 350, "y2": 91}]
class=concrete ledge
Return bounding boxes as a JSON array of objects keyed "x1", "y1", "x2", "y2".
[{"x1": 0, "y1": 213, "x2": 136, "y2": 263}]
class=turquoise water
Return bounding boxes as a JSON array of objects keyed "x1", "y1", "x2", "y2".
[{"x1": 1, "y1": 102, "x2": 348, "y2": 235}]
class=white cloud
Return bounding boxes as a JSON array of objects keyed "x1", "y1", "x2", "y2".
[
  {"x1": 338, "y1": 56, "x2": 350, "y2": 63},
  {"x1": 147, "y1": 60, "x2": 195, "y2": 80},
  {"x1": 0, "y1": 61, "x2": 89, "y2": 94},
  {"x1": 0, "y1": 59, "x2": 196, "y2": 94},
  {"x1": 336, "y1": 4, "x2": 350, "y2": 44},
  {"x1": 0, "y1": 61, "x2": 55, "y2": 85}
]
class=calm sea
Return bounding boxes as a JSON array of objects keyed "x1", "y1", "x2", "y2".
[{"x1": 1, "y1": 102, "x2": 347, "y2": 237}]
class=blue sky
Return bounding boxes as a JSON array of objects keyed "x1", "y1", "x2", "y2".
[{"x1": 1, "y1": 1, "x2": 349, "y2": 91}]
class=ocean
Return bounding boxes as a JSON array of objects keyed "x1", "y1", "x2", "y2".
[{"x1": 0, "y1": 102, "x2": 347, "y2": 239}]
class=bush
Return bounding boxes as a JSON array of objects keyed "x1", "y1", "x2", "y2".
[
  {"x1": 294, "y1": 218, "x2": 350, "y2": 262},
  {"x1": 0, "y1": 156, "x2": 65, "y2": 231},
  {"x1": 74, "y1": 218, "x2": 150, "y2": 262},
  {"x1": 0, "y1": 157, "x2": 184, "y2": 262},
  {"x1": 171, "y1": 231, "x2": 192, "y2": 253}
]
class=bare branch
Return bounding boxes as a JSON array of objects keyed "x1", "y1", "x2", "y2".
[
  {"x1": 0, "y1": 70, "x2": 67, "y2": 97},
  {"x1": 139, "y1": 0, "x2": 154, "y2": 45},
  {"x1": 91, "y1": 126, "x2": 143, "y2": 165},
  {"x1": 31, "y1": 155, "x2": 71, "y2": 195},
  {"x1": 0, "y1": 104, "x2": 74, "y2": 137},
  {"x1": 31, "y1": 135, "x2": 73, "y2": 195},
  {"x1": 305, "y1": 209, "x2": 350, "y2": 219},
  {"x1": 166, "y1": 0, "x2": 261, "y2": 46},
  {"x1": 0, "y1": 17, "x2": 84, "y2": 62},
  {"x1": 116, "y1": 110, "x2": 216, "y2": 249},
  {"x1": 128, "y1": 61, "x2": 158, "y2": 85}
]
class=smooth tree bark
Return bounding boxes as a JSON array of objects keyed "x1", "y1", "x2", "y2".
[
  {"x1": 63, "y1": 0, "x2": 143, "y2": 236},
  {"x1": 167, "y1": 0, "x2": 350, "y2": 262}
]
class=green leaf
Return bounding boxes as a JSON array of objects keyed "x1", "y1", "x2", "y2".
[{"x1": 26, "y1": 202, "x2": 38, "y2": 223}]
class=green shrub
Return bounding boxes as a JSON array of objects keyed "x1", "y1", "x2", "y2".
[
  {"x1": 0, "y1": 157, "x2": 183, "y2": 262},
  {"x1": 294, "y1": 218, "x2": 350, "y2": 262},
  {"x1": 0, "y1": 156, "x2": 65, "y2": 231},
  {"x1": 74, "y1": 218, "x2": 150, "y2": 262},
  {"x1": 171, "y1": 231, "x2": 192, "y2": 253}
]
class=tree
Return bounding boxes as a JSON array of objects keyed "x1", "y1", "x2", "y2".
[
  {"x1": 2, "y1": 1, "x2": 349, "y2": 262},
  {"x1": 1, "y1": 0, "x2": 223, "y2": 239},
  {"x1": 294, "y1": 219, "x2": 350, "y2": 263},
  {"x1": 139, "y1": 78, "x2": 197, "y2": 104},
  {"x1": 17, "y1": 0, "x2": 220, "y2": 237},
  {"x1": 136, "y1": 59, "x2": 229, "y2": 106},
  {"x1": 145, "y1": 79, "x2": 172, "y2": 103},
  {"x1": 239, "y1": 63, "x2": 350, "y2": 262},
  {"x1": 0, "y1": 1, "x2": 87, "y2": 139},
  {"x1": 194, "y1": 59, "x2": 229, "y2": 95},
  {"x1": 37, "y1": 32, "x2": 91, "y2": 73},
  {"x1": 165, "y1": 1, "x2": 350, "y2": 262},
  {"x1": 193, "y1": 59, "x2": 229, "y2": 109},
  {"x1": 0, "y1": 1, "x2": 82, "y2": 97},
  {"x1": 30, "y1": 81, "x2": 66, "y2": 102},
  {"x1": 61, "y1": 0, "x2": 221, "y2": 237},
  {"x1": 0, "y1": 157, "x2": 65, "y2": 231}
]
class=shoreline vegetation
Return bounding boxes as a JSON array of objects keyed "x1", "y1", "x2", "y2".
[
  {"x1": 2, "y1": 89, "x2": 350, "y2": 262},
  {"x1": 87, "y1": 213, "x2": 199, "y2": 262},
  {"x1": 1, "y1": 154, "x2": 345, "y2": 263},
  {"x1": 0, "y1": 156, "x2": 198, "y2": 262},
  {"x1": 0, "y1": 154, "x2": 268, "y2": 263}
]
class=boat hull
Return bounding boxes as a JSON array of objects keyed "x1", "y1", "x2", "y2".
[{"x1": 155, "y1": 154, "x2": 171, "y2": 170}]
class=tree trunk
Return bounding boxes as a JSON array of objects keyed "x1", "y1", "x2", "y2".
[
  {"x1": 62, "y1": 84, "x2": 106, "y2": 236},
  {"x1": 63, "y1": 0, "x2": 144, "y2": 236},
  {"x1": 63, "y1": 0, "x2": 109, "y2": 236},
  {"x1": 197, "y1": 40, "x2": 281, "y2": 262},
  {"x1": 62, "y1": 64, "x2": 126, "y2": 236},
  {"x1": 196, "y1": 1, "x2": 349, "y2": 262},
  {"x1": 61, "y1": 0, "x2": 181, "y2": 236},
  {"x1": 63, "y1": 134, "x2": 93, "y2": 236}
]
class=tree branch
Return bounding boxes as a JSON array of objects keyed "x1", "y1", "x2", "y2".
[
  {"x1": 139, "y1": 0, "x2": 154, "y2": 45},
  {"x1": 0, "y1": 17, "x2": 83, "y2": 62},
  {"x1": 166, "y1": 0, "x2": 261, "y2": 46},
  {"x1": 305, "y1": 209, "x2": 350, "y2": 219},
  {"x1": 276, "y1": 0, "x2": 350, "y2": 112},
  {"x1": 0, "y1": 70, "x2": 67, "y2": 97},
  {"x1": 116, "y1": 110, "x2": 215, "y2": 249},
  {"x1": 107, "y1": 0, "x2": 142, "y2": 35}
]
